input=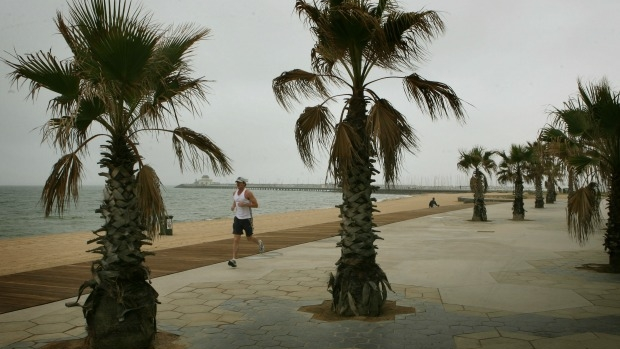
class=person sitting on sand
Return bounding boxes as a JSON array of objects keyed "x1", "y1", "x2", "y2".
[{"x1": 429, "y1": 197, "x2": 439, "y2": 208}]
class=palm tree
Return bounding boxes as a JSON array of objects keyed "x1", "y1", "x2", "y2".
[
  {"x1": 539, "y1": 126, "x2": 579, "y2": 196},
  {"x1": 496, "y1": 144, "x2": 533, "y2": 221},
  {"x1": 3, "y1": 1, "x2": 232, "y2": 347},
  {"x1": 550, "y1": 78, "x2": 620, "y2": 272},
  {"x1": 457, "y1": 146, "x2": 496, "y2": 221},
  {"x1": 272, "y1": 0, "x2": 465, "y2": 316},
  {"x1": 525, "y1": 141, "x2": 545, "y2": 208},
  {"x1": 544, "y1": 157, "x2": 563, "y2": 204}
]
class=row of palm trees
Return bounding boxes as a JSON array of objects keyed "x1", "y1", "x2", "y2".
[
  {"x1": 458, "y1": 142, "x2": 562, "y2": 222},
  {"x1": 4, "y1": 0, "x2": 619, "y2": 348},
  {"x1": 458, "y1": 78, "x2": 620, "y2": 275},
  {"x1": 3, "y1": 0, "x2": 468, "y2": 347}
]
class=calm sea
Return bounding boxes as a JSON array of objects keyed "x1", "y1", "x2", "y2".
[{"x1": 0, "y1": 186, "x2": 406, "y2": 239}]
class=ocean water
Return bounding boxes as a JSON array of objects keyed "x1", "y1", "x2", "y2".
[{"x1": 0, "y1": 186, "x2": 406, "y2": 239}]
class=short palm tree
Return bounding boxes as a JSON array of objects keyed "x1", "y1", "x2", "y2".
[
  {"x1": 3, "y1": 1, "x2": 232, "y2": 347},
  {"x1": 550, "y1": 78, "x2": 620, "y2": 272},
  {"x1": 525, "y1": 141, "x2": 546, "y2": 208},
  {"x1": 273, "y1": 0, "x2": 465, "y2": 316},
  {"x1": 544, "y1": 157, "x2": 563, "y2": 204},
  {"x1": 457, "y1": 146, "x2": 496, "y2": 221},
  {"x1": 497, "y1": 144, "x2": 533, "y2": 221},
  {"x1": 539, "y1": 126, "x2": 579, "y2": 196}
]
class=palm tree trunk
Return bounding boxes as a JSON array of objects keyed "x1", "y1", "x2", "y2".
[
  {"x1": 328, "y1": 95, "x2": 390, "y2": 316},
  {"x1": 83, "y1": 137, "x2": 158, "y2": 349},
  {"x1": 545, "y1": 177, "x2": 556, "y2": 204},
  {"x1": 535, "y1": 175, "x2": 544, "y2": 208},
  {"x1": 567, "y1": 168, "x2": 575, "y2": 196},
  {"x1": 513, "y1": 170, "x2": 525, "y2": 220},
  {"x1": 472, "y1": 172, "x2": 487, "y2": 221},
  {"x1": 605, "y1": 173, "x2": 620, "y2": 272}
]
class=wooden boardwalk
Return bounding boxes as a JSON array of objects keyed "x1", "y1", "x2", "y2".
[{"x1": 0, "y1": 204, "x2": 472, "y2": 314}]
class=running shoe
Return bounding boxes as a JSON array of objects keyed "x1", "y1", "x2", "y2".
[
  {"x1": 258, "y1": 240, "x2": 265, "y2": 253},
  {"x1": 227, "y1": 259, "x2": 237, "y2": 268}
]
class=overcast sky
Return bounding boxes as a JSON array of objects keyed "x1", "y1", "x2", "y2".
[{"x1": 1, "y1": 0, "x2": 619, "y2": 187}]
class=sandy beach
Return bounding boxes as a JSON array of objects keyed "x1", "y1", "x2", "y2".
[{"x1": 0, "y1": 192, "x2": 466, "y2": 276}]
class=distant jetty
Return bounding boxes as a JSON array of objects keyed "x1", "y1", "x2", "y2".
[
  {"x1": 175, "y1": 178, "x2": 473, "y2": 195},
  {"x1": 175, "y1": 181, "x2": 340, "y2": 192}
]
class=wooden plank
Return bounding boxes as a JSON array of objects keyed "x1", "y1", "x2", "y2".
[{"x1": 0, "y1": 203, "x2": 472, "y2": 314}]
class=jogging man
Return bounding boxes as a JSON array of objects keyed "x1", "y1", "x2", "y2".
[{"x1": 228, "y1": 177, "x2": 264, "y2": 267}]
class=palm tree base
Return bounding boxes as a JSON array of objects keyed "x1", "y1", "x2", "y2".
[
  {"x1": 84, "y1": 280, "x2": 158, "y2": 349},
  {"x1": 329, "y1": 262, "x2": 390, "y2": 317},
  {"x1": 472, "y1": 201, "x2": 487, "y2": 221}
]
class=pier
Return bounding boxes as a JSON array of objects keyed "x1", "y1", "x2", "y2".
[{"x1": 174, "y1": 183, "x2": 473, "y2": 195}]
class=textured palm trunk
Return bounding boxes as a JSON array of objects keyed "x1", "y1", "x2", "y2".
[
  {"x1": 604, "y1": 173, "x2": 620, "y2": 272},
  {"x1": 328, "y1": 95, "x2": 390, "y2": 316},
  {"x1": 471, "y1": 172, "x2": 487, "y2": 221},
  {"x1": 513, "y1": 170, "x2": 525, "y2": 220},
  {"x1": 82, "y1": 137, "x2": 158, "y2": 349},
  {"x1": 545, "y1": 177, "x2": 556, "y2": 204},
  {"x1": 534, "y1": 175, "x2": 544, "y2": 208}
]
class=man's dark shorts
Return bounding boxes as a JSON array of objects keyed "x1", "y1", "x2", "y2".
[{"x1": 233, "y1": 217, "x2": 253, "y2": 236}]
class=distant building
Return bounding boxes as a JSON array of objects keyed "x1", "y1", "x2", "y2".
[{"x1": 194, "y1": 175, "x2": 213, "y2": 186}]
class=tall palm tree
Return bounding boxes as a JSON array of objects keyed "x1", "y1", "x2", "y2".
[
  {"x1": 457, "y1": 146, "x2": 496, "y2": 221},
  {"x1": 497, "y1": 144, "x2": 533, "y2": 221},
  {"x1": 273, "y1": 0, "x2": 465, "y2": 316},
  {"x1": 550, "y1": 78, "x2": 620, "y2": 272},
  {"x1": 3, "y1": 1, "x2": 232, "y2": 347}
]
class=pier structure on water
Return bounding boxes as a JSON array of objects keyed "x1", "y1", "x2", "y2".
[{"x1": 174, "y1": 183, "x2": 482, "y2": 195}]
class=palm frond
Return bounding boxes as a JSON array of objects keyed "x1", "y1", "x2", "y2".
[
  {"x1": 67, "y1": 0, "x2": 159, "y2": 99},
  {"x1": 273, "y1": 69, "x2": 331, "y2": 112},
  {"x1": 569, "y1": 154, "x2": 600, "y2": 176},
  {"x1": 295, "y1": 105, "x2": 335, "y2": 168},
  {"x1": 141, "y1": 24, "x2": 211, "y2": 126},
  {"x1": 367, "y1": 98, "x2": 417, "y2": 184},
  {"x1": 41, "y1": 153, "x2": 83, "y2": 216},
  {"x1": 3, "y1": 51, "x2": 79, "y2": 117},
  {"x1": 403, "y1": 73, "x2": 465, "y2": 120},
  {"x1": 40, "y1": 117, "x2": 78, "y2": 152},
  {"x1": 135, "y1": 165, "x2": 166, "y2": 239},
  {"x1": 171, "y1": 127, "x2": 233, "y2": 176},
  {"x1": 567, "y1": 183, "x2": 602, "y2": 245},
  {"x1": 156, "y1": 24, "x2": 210, "y2": 73},
  {"x1": 142, "y1": 74, "x2": 209, "y2": 129},
  {"x1": 295, "y1": 0, "x2": 322, "y2": 27},
  {"x1": 327, "y1": 122, "x2": 361, "y2": 185},
  {"x1": 379, "y1": 10, "x2": 444, "y2": 70}
]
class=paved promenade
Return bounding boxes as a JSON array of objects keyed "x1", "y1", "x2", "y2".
[{"x1": 1, "y1": 201, "x2": 619, "y2": 349}]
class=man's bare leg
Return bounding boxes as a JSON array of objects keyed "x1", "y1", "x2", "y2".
[
  {"x1": 232, "y1": 234, "x2": 241, "y2": 259},
  {"x1": 228, "y1": 234, "x2": 242, "y2": 267},
  {"x1": 247, "y1": 235, "x2": 265, "y2": 253}
]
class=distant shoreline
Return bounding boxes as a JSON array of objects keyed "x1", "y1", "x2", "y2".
[{"x1": 174, "y1": 182, "x2": 474, "y2": 195}]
